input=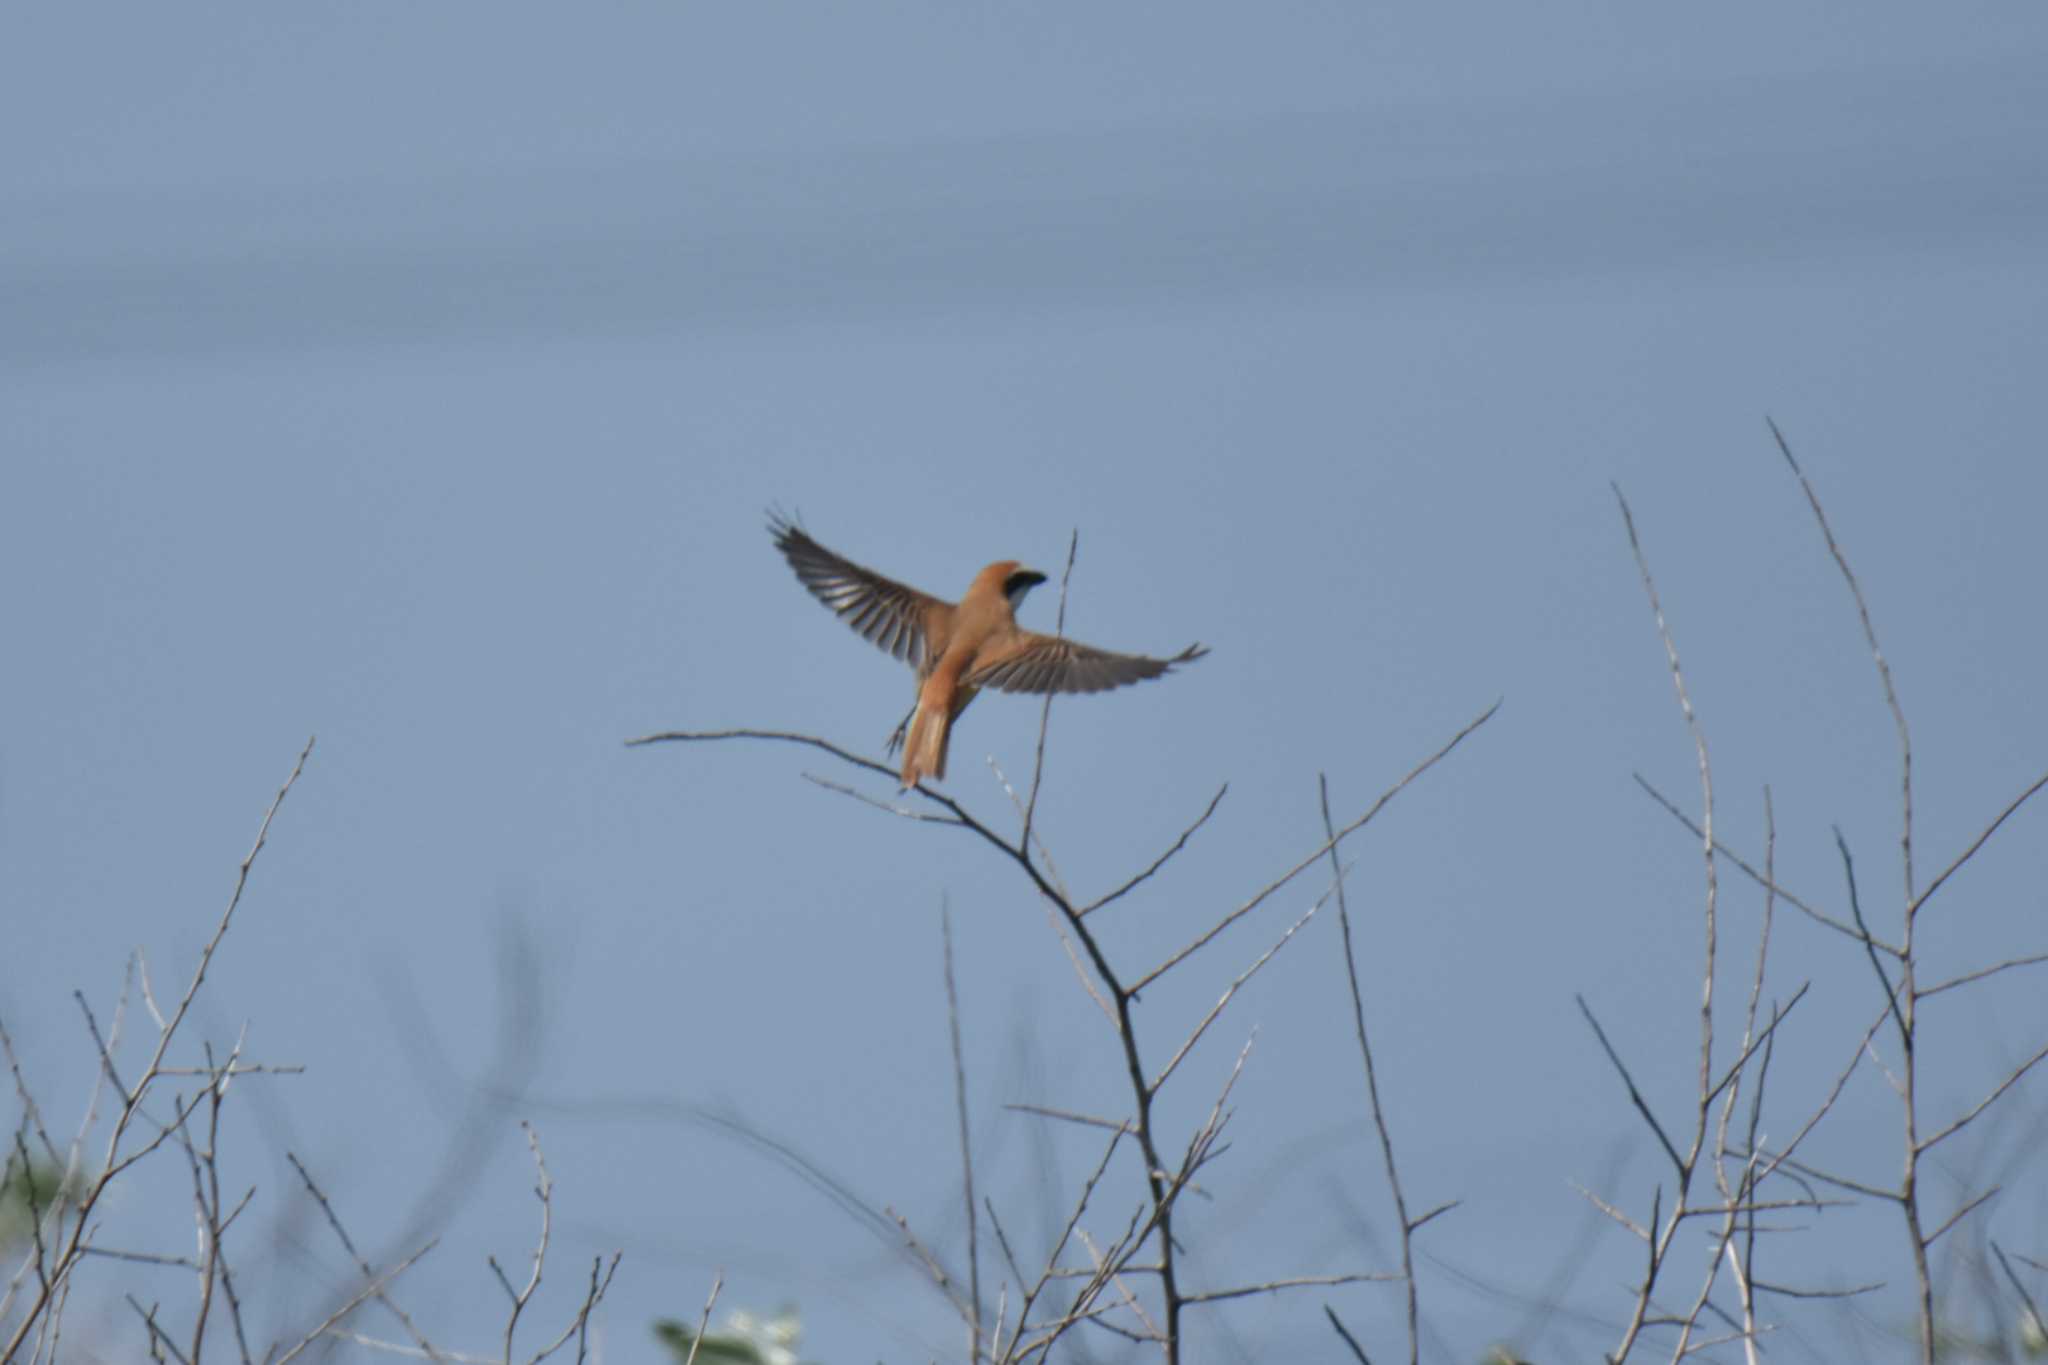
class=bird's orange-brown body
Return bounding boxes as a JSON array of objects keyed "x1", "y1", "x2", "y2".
[
  {"x1": 901, "y1": 558, "x2": 1031, "y2": 785},
  {"x1": 769, "y1": 518, "x2": 1206, "y2": 788}
]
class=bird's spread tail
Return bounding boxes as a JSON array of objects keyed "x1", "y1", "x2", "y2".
[{"x1": 900, "y1": 702, "x2": 951, "y2": 788}]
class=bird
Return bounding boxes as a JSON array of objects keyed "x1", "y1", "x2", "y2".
[{"x1": 769, "y1": 514, "x2": 1208, "y2": 789}]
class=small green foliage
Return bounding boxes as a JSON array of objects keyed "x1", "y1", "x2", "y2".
[
  {"x1": 1, "y1": 1148, "x2": 79, "y2": 1250},
  {"x1": 655, "y1": 1305, "x2": 808, "y2": 1365}
]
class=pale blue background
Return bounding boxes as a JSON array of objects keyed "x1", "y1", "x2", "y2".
[{"x1": 5, "y1": 6, "x2": 2048, "y2": 1361}]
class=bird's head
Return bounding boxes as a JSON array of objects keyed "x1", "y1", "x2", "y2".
[{"x1": 972, "y1": 560, "x2": 1048, "y2": 613}]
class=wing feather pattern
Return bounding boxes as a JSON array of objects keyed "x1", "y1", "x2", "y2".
[
  {"x1": 968, "y1": 634, "x2": 1208, "y2": 696},
  {"x1": 770, "y1": 515, "x2": 940, "y2": 669}
]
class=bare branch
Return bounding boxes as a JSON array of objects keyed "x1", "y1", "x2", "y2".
[
  {"x1": 1770, "y1": 417, "x2": 1914, "y2": 903},
  {"x1": 1918, "y1": 950, "x2": 2048, "y2": 1000},
  {"x1": 1568, "y1": 1180, "x2": 1649, "y2": 1242},
  {"x1": 0, "y1": 1021, "x2": 60, "y2": 1169},
  {"x1": 1081, "y1": 785, "x2": 1229, "y2": 917},
  {"x1": 490, "y1": 1122, "x2": 553, "y2": 1364},
  {"x1": 274, "y1": 1240, "x2": 439, "y2": 1365},
  {"x1": 682, "y1": 1272, "x2": 723, "y2": 1365},
  {"x1": 1613, "y1": 482, "x2": 1720, "y2": 1136},
  {"x1": 1632, "y1": 776, "x2": 1884, "y2": 951},
  {"x1": 1136, "y1": 701, "x2": 1499, "y2": 993},
  {"x1": 1181, "y1": 1273, "x2": 1399, "y2": 1305},
  {"x1": 801, "y1": 772, "x2": 960, "y2": 824},
  {"x1": 1325, "y1": 1305, "x2": 1373, "y2": 1364},
  {"x1": 1751, "y1": 1277, "x2": 1885, "y2": 1300},
  {"x1": 318, "y1": 1335, "x2": 493, "y2": 1364},
  {"x1": 1909, "y1": 767, "x2": 2048, "y2": 921},
  {"x1": 988, "y1": 756, "x2": 1073, "y2": 902},
  {"x1": 1921, "y1": 1187, "x2": 1999, "y2": 1249},
  {"x1": 1832, "y1": 830, "x2": 1907, "y2": 1050},
  {"x1": 1003, "y1": 1103, "x2": 1131, "y2": 1135},
  {"x1": 889, "y1": 1206, "x2": 973, "y2": 1327},
  {"x1": 523, "y1": 1252, "x2": 620, "y2": 1365},
  {"x1": 1751, "y1": 1005, "x2": 1887, "y2": 1186},
  {"x1": 940, "y1": 904, "x2": 984, "y2": 1362},
  {"x1": 1703, "y1": 982, "x2": 1809, "y2": 1111},
  {"x1": 1576, "y1": 995, "x2": 1684, "y2": 1177},
  {"x1": 1074, "y1": 1223, "x2": 1161, "y2": 1344},
  {"x1": 627, "y1": 726, "x2": 897, "y2": 780},
  {"x1": 1022, "y1": 529, "x2": 1079, "y2": 854},
  {"x1": 78, "y1": 1246, "x2": 202, "y2": 1271},
  {"x1": 1991, "y1": 1243, "x2": 2047, "y2": 1351},
  {"x1": 1322, "y1": 771, "x2": 1426, "y2": 1365},
  {"x1": 1408, "y1": 1201, "x2": 1459, "y2": 1234},
  {"x1": 1916, "y1": 1038, "x2": 2048, "y2": 1154},
  {"x1": 1152, "y1": 894, "x2": 1327, "y2": 1094},
  {"x1": 126, "y1": 1295, "x2": 193, "y2": 1365},
  {"x1": 1010, "y1": 1127, "x2": 1126, "y2": 1362},
  {"x1": 285, "y1": 1151, "x2": 449, "y2": 1363}
]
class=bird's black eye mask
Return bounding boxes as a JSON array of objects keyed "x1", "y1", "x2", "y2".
[{"x1": 1004, "y1": 569, "x2": 1049, "y2": 609}]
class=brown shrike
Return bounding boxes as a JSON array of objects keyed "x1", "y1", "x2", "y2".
[{"x1": 770, "y1": 515, "x2": 1207, "y2": 789}]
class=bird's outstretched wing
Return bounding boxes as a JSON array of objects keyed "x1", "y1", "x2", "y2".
[
  {"x1": 770, "y1": 515, "x2": 944, "y2": 669},
  {"x1": 966, "y1": 634, "x2": 1208, "y2": 695}
]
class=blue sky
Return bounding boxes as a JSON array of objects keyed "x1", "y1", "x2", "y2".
[{"x1": 5, "y1": 6, "x2": 2048, "y2": 1361}]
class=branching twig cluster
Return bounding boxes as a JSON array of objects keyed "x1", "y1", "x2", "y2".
[
  {"x1": 631, "y1": 563, "x2": 1497, "y2": 1361},
  {"x1": 3, "y1": 739, "x2": 316, "y2": 1365},
  {"x1": 1, "y1": 742, "x2": 623, "y2": 1365},
  {"x1": 1587, "y1": 429, "x2": 2048, "y2": 1363}
]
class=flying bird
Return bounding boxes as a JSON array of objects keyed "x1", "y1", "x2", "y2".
[{"x1": 770, "y1": 515, "x2": 1207, "y2": 788}]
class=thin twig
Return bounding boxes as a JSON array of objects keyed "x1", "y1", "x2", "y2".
[
  {"x1": 1770, "y1": 418, "x2": 1913, "y2": 902},
  {"x1": 125, "y1": 1295, "x2": 193, "y2": 1365},
  {"x1": 1081, "y1": 785, "x2": 1229, "y2": 918},
  {"x1": 1614, "y1": 482, "x2": 1719, "y2": 1146},
  {"x1": 1321, "y1": 772, "x2": 1425, "y2": 1365},
  {"x1": 316, "y1": 1335, "x2": 492, "y2": 1364},
  {"x1": 523, "y1": 1252, "x2": 621, "y2": 1365},
  {"x1": 284, "y1": 1151, "x2": 448, "y2": 1363},
  {"x1": 1909, "y1": 767, "x2": 2048, "y2": 921},
  {"x1": 682, "y1": 1272, "x2": 723, "y2": 1365},
  {"x1": 1916, "y1": 1039, "x2": 2048, "y2": 1155},
  {"x1": 1632, "y1": 776, "x2": 1882, "y2": 951},
  {"x1": 1152, "y1": 894, "x2": 1328, "y2": 1094},
  {"x1": 1022, "y1": 530, "x2": 1079, "y2": 855},
  {"x1": 274, "y1": 1240, "x2": 438, "y2": 1365},
  {"x1": 941, "y1": 903, "x2": 984, "y2": 1362},
  {"x1": 1003, "y1": 1103, "x2": 1131, "y2": 1135},
  {"x1": 1181, "y1": 1273, "x2": 1399, "y2": 1305},
  {"x1": 490, "y1": 1122, "x2": 553, "y2": 1365},
  {"x1": 1568, "y1": 1181, "x2": 1649, "y2": 1242},
  {"x1": 1577, "y1": 996, "x2": 1684, "y2": 1176},
  {"x1": 1918, "y1": 950, "x2": 2048, "y2": 1000},
  {"x1": 1135, "y1": 703, "x2": 1498, "y2": 995},
  {"x1": 1921, "y1": 1187, "x2": 2000, "y2": 1249},
  {"x1": 1990, "y1": 1243, "x2": 2047, "y2": 1349},
  {"x1": 1010, "y1": 1127, "x2": 1126, "y2": 1362},
  {"x1": 1704, "y1": 983, "x2": 1809, "y2": 1111},
  {"x1": 890, "y1": 1206, "x2": 973, "y2": 1326},
  {"x1": 1834, "y1": 830, "x2": 1906, "y2": 1045},
  {"x1": 801, "y1": 773, "x2": 959, "y2": 824},
  {"x1": 1325, "y1": 1304, "x2": 1373, "y2": 1363}
]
